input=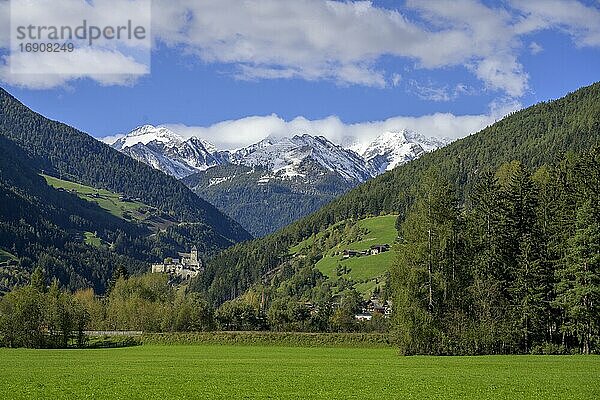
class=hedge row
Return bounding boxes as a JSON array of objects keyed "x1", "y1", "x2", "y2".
[{"x1": 140, "y1": 331, "x2": 396, "y2": 348}]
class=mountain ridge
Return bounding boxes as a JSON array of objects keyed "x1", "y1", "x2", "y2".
[
  {"x1": 110, "y1": 125, "x2": 450, "y2": 182},
  {"x1": 111, "y1": 125, "x2": 450, "y2": 236}
]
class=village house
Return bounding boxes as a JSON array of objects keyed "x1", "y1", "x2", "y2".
[
  {"x1": 369, "y1": 244, "x2": 390, "y2": 255},
  {"x1": 151, "y1": 245, "x2": 203, "y2": 279},
  {"x1": 342, "y1": 249, "x2": 369, "y2": 259},
  {"x1": 365, "y1": 296, "x2": 393, "y2": 318},
  {"x1": 342, "y1": 244, "x2": 390, "y2": 259}
]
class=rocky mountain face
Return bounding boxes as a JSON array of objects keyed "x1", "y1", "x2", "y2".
[
  {"x1": 111, "y1": 125, "x2": 229, "y2": 178},
  {"x1": 357, "y1": 130, "x2": 450, "y2": 174}
]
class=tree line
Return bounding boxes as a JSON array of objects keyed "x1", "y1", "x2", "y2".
[
  {"x1": 393, "y1": 149, "x2": 599, "y2": 355},
  {"x1": 0, "y1": 267, "x2": 388, "y2": 348}
]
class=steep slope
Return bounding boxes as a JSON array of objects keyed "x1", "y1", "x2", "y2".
[
  {"x1": 228, "y1": 134, "x2": 374, "y2": 183},
  {"x1": 359, "y1": 130, "x2": 449, "y2": 174},
  {"x1": 113, "y1": 125, "x2": 229, "y2": 179},
  {"x1": 0, "y1": 135, "x2": 148, "y2": 292},
  {"x1": 113, "y1": 126, "x2": 448, "y2": 236},
  {"x1": 184, "y1": 134, "x2": 378, "y2": 236},
  {"x1": 193, "y1": 81, "x2": 600, "y2": 305},
  {"x1": 0, "y1": 87, "x2": 251, "y2": 292},
  {"x1": 291, "y1": 215, "x2": 398, "y2": 298},
  {"x1": 0, "y1": 88, "x2": 250, "y2": 244},
  {"x1": 113, "y1": 126, "x2": 448, "y2": 184}
]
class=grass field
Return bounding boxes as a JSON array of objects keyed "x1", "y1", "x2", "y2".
[
  {"x1": 43, "y1": 174, "x2": 147, "y2": 220},
  {"x1": 0, "y1": 345, "x2": 598, "y2": 399}
]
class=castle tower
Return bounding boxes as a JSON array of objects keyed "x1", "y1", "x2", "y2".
[{"x1": 190, "y1": 245, "x2": 199, "y2": 267}]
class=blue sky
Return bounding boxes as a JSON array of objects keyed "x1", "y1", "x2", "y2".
[{"x1": 0, "y1": 0, "x2": 599, "y2": 148}]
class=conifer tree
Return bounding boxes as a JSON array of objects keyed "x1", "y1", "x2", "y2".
[
  {"x1": 393, "y1": 168, "x2": 460, "y2": 354},
  {"x1": 555, "y1": 200, "x2": 600, "y2": 354},
  {"x1": 503, "y1": 163, "x2": 551, "y2": 352}
]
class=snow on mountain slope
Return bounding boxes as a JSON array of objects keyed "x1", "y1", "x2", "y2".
[
  {"x1": 124, "y1": 142, "x2": 199, "y2": 178},
  {"x1": 110, "y1": 125, "x2": 449, "y2": 182},
  {"x1": 359, "y1": 130, "x2": 451, "y2": 174},
  {"x1": 112, "y1": 125, "x2": 184, "y2": 150},
  {"x1": 229, "y1": 134, "x2": 373, "y2": 183},
  {"x1": 111, "y1": 125, "x2": 228, "y2": 179}
]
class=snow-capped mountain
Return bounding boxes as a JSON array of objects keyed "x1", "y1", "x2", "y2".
[
  {"x1": 228, "y1": 134, "x2": 374, "y2": 183},
  {"x1": 108, "y1": 125, "x2": 450, "y2": 182},
  {"x1": 110, "y1": 125, "x2": 228, "y2": 179},
  {"x1": 108, "y1": 124, "x2": 450, "y2": 237},
  {"x1": 357, "y1": 130, "x2": 450, "y2": 174}
]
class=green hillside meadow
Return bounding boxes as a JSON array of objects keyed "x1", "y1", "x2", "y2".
[
  {"x1": 291, "y1": 215, "x2": 398, "y2": 297},
  {"x1": 0, "y1": 345, "x2": 598, "y2": 399},
  {"x1": 42, "y1": 174, "x2": 179, "y2": 233},
  {"x1": 42, "y1": 174, "x2": 147, "y2": 220}
]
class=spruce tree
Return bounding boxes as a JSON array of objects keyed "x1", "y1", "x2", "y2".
[
  {"x1": 503, "y1": 163, "x2": 550, "y2": 352},
  {"x1": 555, "y1": 200, "x2": 600, "y2": 354}
]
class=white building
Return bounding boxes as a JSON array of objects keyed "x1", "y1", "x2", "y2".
[{"x1": 151, "y1": 246, "x2": 203, "y2": 279}]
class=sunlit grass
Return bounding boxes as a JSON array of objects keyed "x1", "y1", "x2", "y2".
[{"x1": 0, "y1": 345, "x2": 598, "y2": 399}]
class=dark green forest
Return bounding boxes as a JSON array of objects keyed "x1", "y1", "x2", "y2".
[
  {"x1": 194, "y1": 82, "x2": 600, "y2": 308},
  {"x1": 0, "y1": 88, "x2": 249, "y2": 242},
  {"x1": 0, "y1": 82, "x2": 599, "y2": 354},
  {"x1": 393, "y1": 150, "x2": 599, "y2": 355}
]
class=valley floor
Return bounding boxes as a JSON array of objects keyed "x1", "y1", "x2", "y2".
[{"x1": 0, "y1": 345, "x2": 599, "y2": 399}]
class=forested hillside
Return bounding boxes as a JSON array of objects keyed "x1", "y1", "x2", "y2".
[
  {"x1": 0, "y1": 87, "x2": 251, "y2": 292},
  {"x1": 0, "y1": 88, "x2": 250, "y2": 244},
  {"x1": 194, "y1": 82, "x2": 600, "y2": 306},
  {"x1": 184, "y1": 163, "x2": 354, "y2": 237}
]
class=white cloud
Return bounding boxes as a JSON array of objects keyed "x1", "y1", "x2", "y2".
[
  {"x1": 152, "y1": 0, "x2": 525, "y2": 92},
  {"x1": 473, "y1": 54, "x2": 529, "y2": 97},
  {"x1": 0, "y1": 1, "x2": 8, "y2": 48},
  {"x1": 148, "y1": 0, "x2": 600, "y2": 97},
  {"x1": 143, "y1": 104, "x2": 519, "y2": 151},
  {"x1": 512, "y1": 0, "x2": 600, "y2": 46},
  {"x1": 0, "y1": 48, "x2": 148, "y2": 89},
  {"x1": 410, "y1": 80, "x2": 452, "y2": 102},
  {"x1": 488, "y1": 97, "x2": 523, "y2": 119},
  {"x1": 1, "y1": 0, "x2": 599, "y2": 95},
  {"x1": 100, "y1": 133, "x2": 125, "y2": 145},
  {"x1": 409, "y1": 80, "x2": 477, "y2": 102},
  {"x1": 0, "y1": 0, "x2": 150, "y2": 89}
]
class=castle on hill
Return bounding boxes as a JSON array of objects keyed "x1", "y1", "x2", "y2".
[{"x1": 151, "y1": 246, "x2": 203, "y2": 279}]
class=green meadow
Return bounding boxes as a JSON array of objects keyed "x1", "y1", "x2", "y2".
[
  {"x1": 0, "y1": 345, "x2": 598, "y2": 399},
  {"x1": 308, "y1": 215, "x2": 398, "y2": 296},
  {"x1": 41, "y1": 174, "x2": 177, "y2": 232}
]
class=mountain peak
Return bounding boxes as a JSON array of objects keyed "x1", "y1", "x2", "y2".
[
  {"x1": 360, "y1": 129, "x2": 451, "y2": 174},
  {"x1": 113, "y1": 125, "x2": 184, "y2": 150}
]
